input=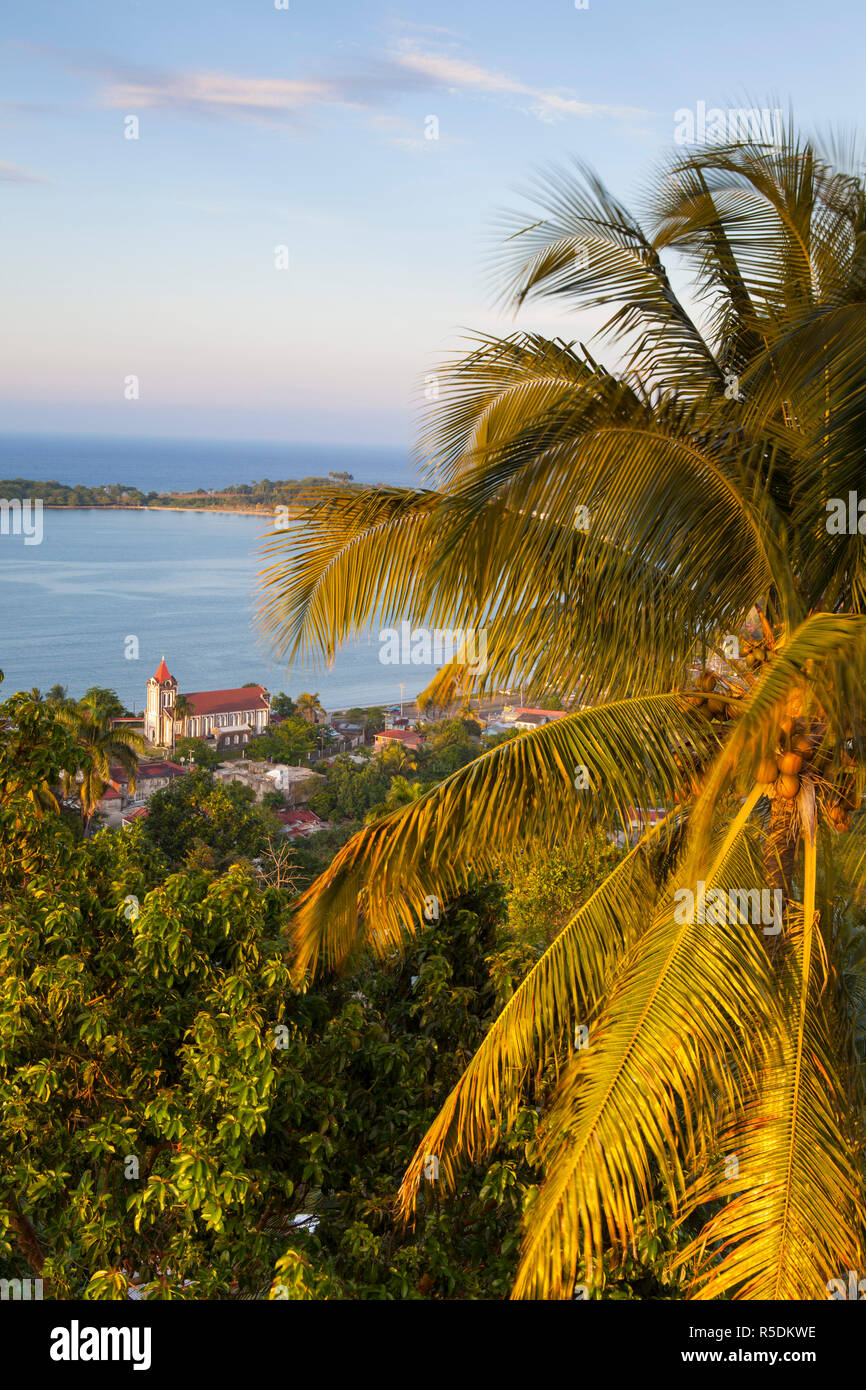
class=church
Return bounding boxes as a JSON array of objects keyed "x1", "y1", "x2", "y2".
[{"x1": 144, "y1": 658, "x2": 271, "y2": 751}]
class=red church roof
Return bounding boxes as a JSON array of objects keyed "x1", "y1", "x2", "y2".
[
  {"x1": 182, "y1": 686, "x2": 270, "y2": 717},
  {"x1": 152, "y1": 657, "x2": 173, "y2": 684}
]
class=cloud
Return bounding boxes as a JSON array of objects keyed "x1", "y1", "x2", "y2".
[
  {"x1": 390, "y1": 42, "x2": 644, "y2": 123},
  {"x1": 85, "y1": 41, "x2": 642, "y2": 131},
  {"x1": 101, "y1": 72, "x2": 344, "y2": 121},
  {"x1": 0, "y1": 160, "x2": 47, "y2": 183}
]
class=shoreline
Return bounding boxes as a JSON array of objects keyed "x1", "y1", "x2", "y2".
[{"x1": 39, "y1": 504, "x2": 288, "y2": 517}]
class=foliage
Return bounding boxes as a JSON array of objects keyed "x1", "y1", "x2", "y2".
[
  {"x1": 141, "y1": 768, "x2": 280, "y2": 871},
  {"x1": 79, "y1": 687, "x2": 128, "y2": 721},
  {"x1": 173, "y1": 737, "x2": 222, "y2": 770},
  {"x1": 270, "y1": 692, "x2": 297, "y2": 720},
  {"x1": 258, "y1": 127, "x2": 866, "y2": 1299},
  {"x1": 0, "y1": 702, "x2": 571, "y2": 1300},
  {"x1": 54, "y1": 706, "x2": 146, "y2": 824},
  {"x1": 340, "y1": 707, "x2": 386, "y2": 736},
  {"x1": 247, "y1": 717, "x2": 318, "y2": 765}
]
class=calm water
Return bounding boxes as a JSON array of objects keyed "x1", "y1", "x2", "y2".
[{"x1": 0, "y1": 508, "x2": 409, "y2": 712}]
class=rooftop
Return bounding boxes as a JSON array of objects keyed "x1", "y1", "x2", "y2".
[
  {"x1": 183, "y1": 686, "x2": 269, "y2": 717},
  {"x1": 151, "y1": 657, "x2": 174, "y2": 684}
]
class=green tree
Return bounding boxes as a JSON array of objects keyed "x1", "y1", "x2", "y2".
[
  {"x1": 0, "y1": 699, "x2": 559, "y2": 1301},
  {"x1": 296, "y1": 692, "x2": 325, "y2": 724},
  {"x1": 174, "y1": 736, "x2": 222, "y2": 769},
  {"x1": 259, "y1": 128, "x2": 866, "y2": 1299},
  {"x1": 46, "y1": 684, "x2": 73, "y2": 707},
  {"x1": 56, "y1": 705, "x2": 146, "y2": 828},
  {"x1": 271, "y1": 692, "x2": 297, "y2": 719},
  {"x1": 363, "y1": 775, "x2": 427, "y2": 825},
  {"x1": 142, "y1": 767, "x2": 279, "y2": 870},
  {"x1": 248, "y1": 717, "x2": 318, "y2": 765},
  {"x1": 339, "y1": 707, "x2": 386, "y2": 738},
  {"x1": 79, "y1": 687, "x2": 127, "y2": 721},
  {"x1": 169, "y1": 694, "x2": 195, "y2": 749}
]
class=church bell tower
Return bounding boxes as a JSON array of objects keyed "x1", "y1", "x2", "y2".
[{"x1": 145, "y1": 657, "x2": 177, "y2": 746}]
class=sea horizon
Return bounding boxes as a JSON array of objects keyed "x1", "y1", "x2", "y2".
[{"x1": 0, "y1": 431, "x2": 422, "y2": 495}]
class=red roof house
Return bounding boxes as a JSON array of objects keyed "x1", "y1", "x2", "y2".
[
  {"x1": 374, "y1": 728, "x2": 425, "y2": 752},
  {"x1": 276, "y1": 808, "x2": 325, "y2": 839}
]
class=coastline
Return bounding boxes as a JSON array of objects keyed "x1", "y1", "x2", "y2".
[{"x1": 40, "y1": 504, "x2": 287, "y2": 517}]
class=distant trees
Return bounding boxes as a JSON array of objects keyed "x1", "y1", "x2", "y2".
[
  {"x1": 79, "y1": 687, "x2": 127, "y2": 721},
  {"x1": 46, "y1": 684, "x2": 73, "y2": 707},
  {"x1": 142, "y1": 767, "x2": 280, "y2": 870},
  {"x1": 341, "y1": 706, "x2": 385, "y2": 736},
  {"x1": 270, "y1": 691, "x2": 297, "y2": 719},
  {"x1": 174, "y1": 735, "x2": 222, "y2": 769},
  {"x1": 296, "y1": 692, "x2": 325, "y2": 724},
  {"x1": 248, "y1": 717, "x2": 318, "y2": 766},
  {"x1": 1, "y1": 478, "x2": 147, "y2": 507}
]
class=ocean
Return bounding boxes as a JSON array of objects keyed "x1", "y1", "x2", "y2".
[
  {"x1": 0, "y1": 432, "x2": 417, "y2": 494},
  {"x1": 0, "y1": 434, "x2": 426, "y2": 712}
]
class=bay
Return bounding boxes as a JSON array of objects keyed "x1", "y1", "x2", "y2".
[{"x1": 0, "y1": 508, "x2": 411, "y2": 713}]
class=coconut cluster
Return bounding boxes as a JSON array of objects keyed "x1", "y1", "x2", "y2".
[
  {"x1": 687, "y1": 669, "x2": 737, "y2": 722},
  {"x1": 754, "y1": 718, "x2": 859, "y2": 829}
]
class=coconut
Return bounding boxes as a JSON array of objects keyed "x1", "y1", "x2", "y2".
[
  {"x1": 698, "y1": 670, "x2": 717, "y2": 693},
  {"x1": 793, "y1": 734, "x2": 813, "y2": 759},
  {"x1": 828, "y1": 803, "x2": 851, "y2": 831},
  {"x1": 777, "y1": 773, "x2": 801, "y2": 799},
  {"x1": 756, "y1": 758, "x2": 779, "y2": 785},
  {"x1": 779, "y1": 752, "x2": 803, "y2": 776}
]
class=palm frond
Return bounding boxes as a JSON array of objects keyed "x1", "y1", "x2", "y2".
[{"x1": 290, "y1": 695, "x2": 719, "y2": 974}]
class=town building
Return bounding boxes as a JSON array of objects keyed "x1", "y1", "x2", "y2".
[
  {"x1": 328, "y1": 719, "x2": 365, "y2": 751},
  {"x1": 505, "y1": 707, "x2": 569, "y2": 730},
  {"x1": 213, "y1": 761, "x2": 323, "y2": 805},
  {"x1": 374, "y1": 728, "x2": 425, "y2": 753},
  {"x1": 275, "y1": 808, "x2": 326, "y2": 839},
  {"x1": 144, "y1": 658, "x2": 270, "y2": 750},
  {"x1": 98, "y1": 759, "x2": 187, "y2": 821}
]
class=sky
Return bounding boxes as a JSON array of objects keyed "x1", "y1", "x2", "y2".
[{"x1": 1, "y1": 0, "x2": 863, "y2": 447}]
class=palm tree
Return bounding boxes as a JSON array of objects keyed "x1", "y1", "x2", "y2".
[
  {"x1": 363, "y1": 775, "x2": 427, "y2": 825},
  {"x1": 258, "y1": 123, "x2": 866, "y2": 1300},
  {"x1": 169, "y1": 694, "x2": 194, "y2": 749},
  {"x1": 46, "y1": 684, "x2": 73, "y2": 708},
  {"x1": 296, "y1": 691, "x2": 325, "y2": 724},
  {"x1": 57, "y1": 707, "x2": 146, "y2": 828}
]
